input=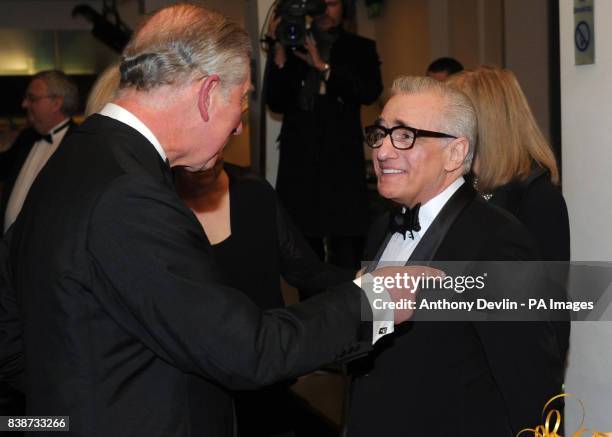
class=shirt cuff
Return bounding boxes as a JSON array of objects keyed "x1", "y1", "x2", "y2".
[{"x1": 354, "y1": 273, "x2": 394, "y2": 344}]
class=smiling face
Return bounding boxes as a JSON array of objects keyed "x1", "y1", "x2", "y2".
[{"x1": 373, "y1": 92, "x2": 465, "y2": 207}]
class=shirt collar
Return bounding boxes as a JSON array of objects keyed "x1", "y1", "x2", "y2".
[
  {"x1": 48, "y1": 118, "x2": 70, "y2": 134},
  {"x1": 98, "y1": 103, "x2": 167, "y2": 162},
  {"x1": 409, "y1": 177, "x2": 465, "y2": 234},
  {"x1": 35, "y1": 118, "x2": 70, "y2": 146}
]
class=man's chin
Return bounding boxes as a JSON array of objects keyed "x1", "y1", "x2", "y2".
[
  {"x1": 190, "y1": 155, "x2": 219, "y2": 173},
  {"x1": 377, "y1": 184, "x2": 407, "y2": 203}
]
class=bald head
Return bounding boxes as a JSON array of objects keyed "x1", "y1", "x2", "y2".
[{"x1": 119, "y1": 4, "x2": 251, "y2": 93}]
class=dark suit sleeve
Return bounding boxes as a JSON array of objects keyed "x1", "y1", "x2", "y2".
[
  {"x1": 265, "y1": 49, "x2": 307, "y2": 114},
  {"x1": 0, "y1": 228, "x2": 23, "y2": 389},
  {"x1": 518, "y1": 181, "x2": 570, "y2": 262},
  {"x1": 326, "y1": 38, "x2": 383, "y2": 105},
  {"x1": 472, "y1": 221, "x2": 566, "y2": 433},
  {"x1": 276, "y1": 199, "x2": 356, "y2": 297},
  {"x1": 87, "y1": 175, "x2": 371, "y2": 391}
]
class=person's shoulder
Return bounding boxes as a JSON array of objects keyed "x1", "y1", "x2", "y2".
[
  {"x1": 496, "y1": 168, "x2": 567, "y2": 225},
  {"x1": 471, "y1": 195, "x2": 522, "y2": 224},
  {"x1": 522, "y1": 171, "x2": 565, "y2": 207},
  {"x1": 76, "y1": 114, "x2": 138, "y2": 137},
  {"x1": 453, "y1": 195, "x2": 533, "y2": 247},
  {"x1": 224, "y1": 163, "x2": 275, "y2": 195},
  {"x1": 342, "y1": 32, "x2": 376, "y2": 46},
  {"x1": 338, "y1": 30, "x2": 376, "y2": 48},
  {"x1": 464, "y1": 195, "x2": 531, "y2": 237},
  {"x1": 463, "y1": 196, "x2": 540, "y2": 259}
]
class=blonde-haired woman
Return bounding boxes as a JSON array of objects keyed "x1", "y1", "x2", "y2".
[
  {"x1": 447, "y1": 66, "x2": 569, "y2": 261},
  {"x1": 84, "y1": 63, "x2": 120, "y2": 117}
]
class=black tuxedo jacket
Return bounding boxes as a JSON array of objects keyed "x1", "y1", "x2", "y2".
[
  {"x1": 346, "y1": 183, "x2": 568, "y2": 437},
  {"x1": 0, "y1": 122, "x2": 76, "y2": 232},
  {"x1": 0, "y1": 115, "x2": 372, "y2": 437}
]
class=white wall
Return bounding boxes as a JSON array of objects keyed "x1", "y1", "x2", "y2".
[
  {"x1": 561, "y1": 1, "x2": 612, "y2": 263},
  {"x1": 560, "y1": 0, "x2": 612, "y2": 432},
  {"x1": 505, "y1": 0, "x2": 551, "y2": 142},
  {"x1": 256, "y1": 0, "x2": 282, "y2": 185}
]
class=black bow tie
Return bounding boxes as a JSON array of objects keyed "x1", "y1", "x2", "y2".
[
  {"x1": 389, "y1": 204, "x2": 421, "y2": 240},
  {"x1": 35, "y1": 120, "x2": 71, "y2": 144},
  {"x1": 37, "y1": 133, "x2": 53, "y2": 144}
]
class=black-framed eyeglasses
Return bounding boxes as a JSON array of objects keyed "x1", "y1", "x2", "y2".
[{"x1": 364, "y1": 124, "x2": 457, "y2": 150}]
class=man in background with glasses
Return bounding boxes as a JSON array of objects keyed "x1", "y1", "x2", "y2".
[
  {"x1": 0, "y1": 68, "x2": 78, "y2": 426},
  {"x1": 0, "y1": 70, "x2": 78, "y2": 233},
  {"x1": 345, "y1": 76, "x2": 566, "y2": 436}
]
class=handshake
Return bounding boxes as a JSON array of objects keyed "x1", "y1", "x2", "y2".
[{"x1": 357, "y1": 265, "x2": 445, "y2": 325}]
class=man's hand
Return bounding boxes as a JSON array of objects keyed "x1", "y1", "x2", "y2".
[
  {"x1": 370, "y1": 266, "x2": 445, "y2": 324},
  {"x1": 355, "y1": 266, "x2": 366, "y2": 279},
  {"x1": 293, "y1": 34, "x2": 327, "y2": 72}
]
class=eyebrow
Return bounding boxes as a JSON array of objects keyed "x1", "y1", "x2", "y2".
[{"x1": 374, "y1": 117, "x2": 409, "y2": 128}]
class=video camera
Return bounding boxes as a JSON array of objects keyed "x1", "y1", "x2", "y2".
[{"x1": 275, "y1": 0, "x2": 326, "y2": 47}]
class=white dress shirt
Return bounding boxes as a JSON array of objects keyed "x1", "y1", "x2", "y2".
[
  {"x1": 355, "y1": 178, "x2": 465, "y2": 343},
  {"x1": 378, "y1": 177, "x2": 465, "y2": 266},
  {"x1": 4, "y1": 119, "x2": 71, "y2": 232}
]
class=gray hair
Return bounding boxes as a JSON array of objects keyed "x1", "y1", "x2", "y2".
[
  {"x1": 119, "y1": 4, "x2": 251, "y2": 94},
  {"x1": 33, "y1": 70, "x2": 79, "y2": 116},
  {"x1": 391, "y1": 75, "x2": 477, "y2": 174}
]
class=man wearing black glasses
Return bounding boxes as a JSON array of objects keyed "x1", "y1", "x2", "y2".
[{"x1": 345, "y1": 76, "x2": 567, "y2": 437}]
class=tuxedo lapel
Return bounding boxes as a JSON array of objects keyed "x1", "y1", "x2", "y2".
[
  {"x1": 365, "y1": 230, "x2": 393, "y2": 274},
  {"x1": 365, "y1": 183, "x2": 476, "y2": 272},
  {"x1": 408, "y1": 183, "x2": 475, "y2": 263}
]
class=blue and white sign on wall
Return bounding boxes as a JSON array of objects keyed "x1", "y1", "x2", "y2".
[{"x1": 574, "y1": 0, "x2": 595, "y2": 65}]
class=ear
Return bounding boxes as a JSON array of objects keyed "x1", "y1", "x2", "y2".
[
  {"x1": 444, "y1": 137, "x2": 469, "y2": 173},
  {"x1": 51, "y1": 96, "x2": 64, "y2": 114},
  {"x1": 197, "y1": 75, "x2": 220, "y2": 122}
]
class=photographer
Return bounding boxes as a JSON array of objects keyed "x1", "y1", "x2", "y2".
[{"x1": 265, "y1": 0, "x2": 383, "y2": 269}]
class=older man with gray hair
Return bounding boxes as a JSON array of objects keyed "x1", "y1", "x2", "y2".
[
  {"x1": 1, "y1": 70, "x2": 78, "y2": 233},
  {"x1": 346, "y1": 75, "x2": 567, "y2": 436},
  {"x1": 0, "y1": 5, "x2": 431, "y2": 437}
]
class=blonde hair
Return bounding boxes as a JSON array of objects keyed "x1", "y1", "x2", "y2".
[
  {"x1": 446, "y1": 66, "x2": 559, "y2": 192},
  {"x1": 85, "y1": 63, "x2": 120, "y2": 117},
  {"x1": 391, "y1": 75, "x2": 477, "y2": 174}
]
